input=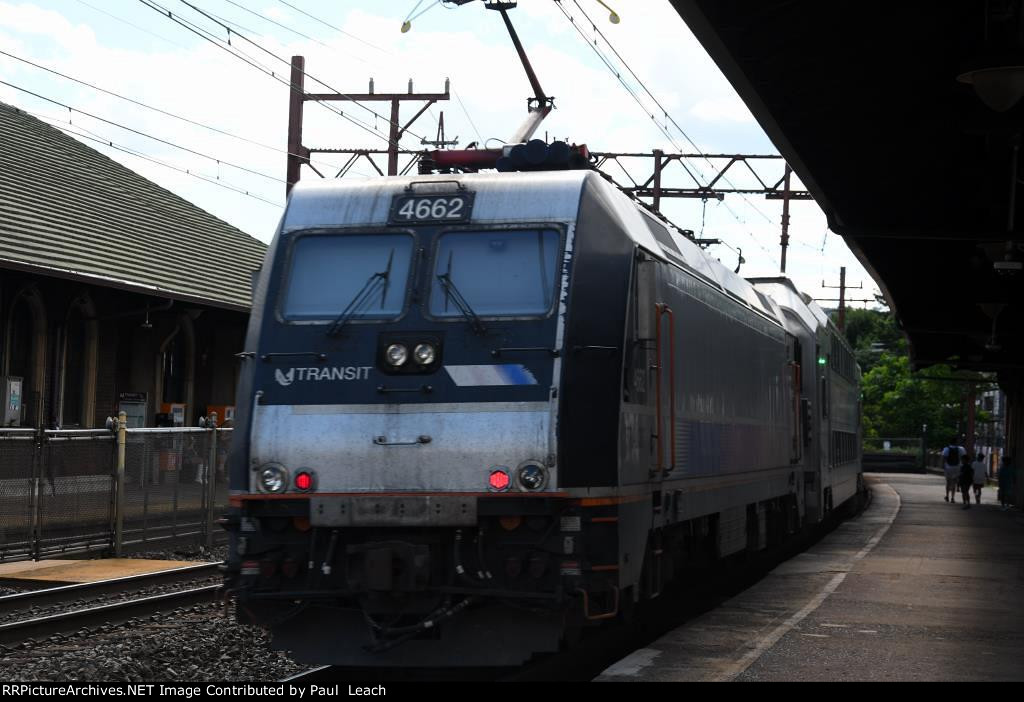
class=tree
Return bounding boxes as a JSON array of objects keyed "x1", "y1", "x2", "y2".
[
  {"x1": 838, "y1": 308, "x2": 992, "y2": 447},
  {"x1": 836, "y1": 308, "x2": 903, "y2": 373},
  {"x1": 859, "y1": 353, "x2": 966, "y2": 448}
]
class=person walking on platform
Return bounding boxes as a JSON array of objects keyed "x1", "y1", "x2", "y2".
[
  {"x1": 971, "y1": 452, "x2": 987, "y2": 505},
  {"x1": 959, "y1": 455, "x2": 974, "y2": 509},
  {"x1": 942, "y1": 437, "x2": 966, "y2": 502},
  {"x1": 999, "y1": 455, "x2": 1016, "y2": 511}
]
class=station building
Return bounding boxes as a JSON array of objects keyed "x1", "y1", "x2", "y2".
[{"x1": 0, "y1": 102, "x2": 266, "y2": 429}]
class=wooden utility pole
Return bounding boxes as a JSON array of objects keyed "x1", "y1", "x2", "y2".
[
  {"x1": 838, "y1": 266, "x2": 847, "y2": 331},
  {"x1": 779, "y1": 164, "x2": 792, "y2": 273},
  {"x1": 285, "y1": 56, "x2": 450, "y2": 194},
  {"x1": 821, "y1": 267, "x2": 866, "y2": 331},
  {"x1": 420, "y1": 112, "x2": 459, "y2": 149}
]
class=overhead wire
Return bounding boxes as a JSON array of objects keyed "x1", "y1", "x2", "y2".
[
  {"x1": 133, "y1": 0, "x2": 408, "y2": 149},
  {"x1": 168, "y1": 0, "x2": 430, "y2": 146},
  {"x1": 555, "y1": 4, "x2": 755, "y2": 240},
  {"x1": 25, "y1": 106, "x2": 282, "y2": 207},
  {"x1": 402, "y1": 0, "x2": 443, "y2": 28},
  {"x1": 272, "y1": 0, "x2": 392, "y2": 56},
  {"x1": 0, "y1": 49, "x2": 350, "y2": 175},
  {"x1": 203, "y1": 7, "x2": 261, "y2": 36},
  {"x1": 0, "y1": 79, "x2": 285, "y2": 185},
  {"x1": 553, "y1": 1, "x2": 779, "y2": 263},
  {"x1": 72, "y1": 0, "x2": 188, "y2": 50},
  {"x1": 452, "y1": 88, "x2": 483, "y2": 144},
  {"x1": 217, "y1": 0, "x2": 369, "y2": 64},
  {"x1": 564, "y1": 0, "x2": 777, "y2": 226}
]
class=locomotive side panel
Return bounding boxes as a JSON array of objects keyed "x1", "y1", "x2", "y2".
[{"x1": 557, "y1": 183, "x2": 636, "y2": 488}]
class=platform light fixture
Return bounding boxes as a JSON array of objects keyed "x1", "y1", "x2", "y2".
[{"x1": 957, "y1": 65, "x2": 1024, "y2": 112}]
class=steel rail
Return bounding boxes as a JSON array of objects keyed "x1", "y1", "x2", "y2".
[
  {"x1": 0, "y1": 584, "x2": 221, "y2": 647},
  {"x1": 0, "y1": 562, "x2": 222, "y2": 614}
]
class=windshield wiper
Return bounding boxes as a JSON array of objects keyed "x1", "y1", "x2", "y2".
[
  {"x1": 326, "y1": 249, "x2": 394, "y2": 337},
  {"x1": 436, "y1": 272, "x2": 486, "y2": 335}
]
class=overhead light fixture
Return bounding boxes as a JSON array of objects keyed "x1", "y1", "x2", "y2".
[
  {"x1": 993, "y1": 241, "x2": 1022, "y2": 275},
  {"x1": 595, "y1": 0, "x2": 620, "y2": 24},
  {"x1": 957, "y1": 65, "x2": 1024, "y2": 112}
]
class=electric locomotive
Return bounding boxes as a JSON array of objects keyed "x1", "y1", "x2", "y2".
[{"x1": 223, "y1": 168, "x2": 862, "y2": 666}]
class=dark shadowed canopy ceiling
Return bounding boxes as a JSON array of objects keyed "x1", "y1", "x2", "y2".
[{"x1": 672, "y1": 0, "x2": 1024, "y2": 371}]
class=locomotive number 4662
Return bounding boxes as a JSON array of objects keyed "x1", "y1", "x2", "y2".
[{"x1": 389, "y1": 193, "x2": 474, "y2": 224}]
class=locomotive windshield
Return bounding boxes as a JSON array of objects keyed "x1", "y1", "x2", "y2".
[
  {"x1": 429, "y1": 229, "x2": 560, "y2": 318},
  {"x1": 281, "y1": 233, "x2": 414, "y2": 320}
]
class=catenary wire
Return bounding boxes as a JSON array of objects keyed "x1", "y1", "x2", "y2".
[
  {"x1": 217, "y1": 0, "x2": 369, "y2": 64},
  {"x1": 452, "y1": 88, "x2": 483, "y2": 144},
  {"x1": 273, "y1": 0, "x2": 393, "y2": 55},
  {"x1": 167, "y1": 0, "x2": 429, "y2": 146},
  {"x1": 564, "y1": 0, "x2": 777, "y2": 226},
  {"x1": 135, "y1": 0, "x2": 381, "y2": 137},
  {"x1": 0, "y1": 49, "x2": 351, "y2": 175},
  {"x1": 26, "y1": 106, "x2": 283, "y2": 207},
  {"x1": 553, "y1": 4, "x2": 777, "y2": 262},
  {"x1": 0, "y1": 79, "x2": 286, "y2": 184},
  {"x1": 553, "y1": 1, "x2": 781, "y2": 263},
  {"x1": 135, "y1": 0, "x2": 399, "y2": 148},
  {"x1": 72, "y1": 0, "x2": 189, "y2": 50}
]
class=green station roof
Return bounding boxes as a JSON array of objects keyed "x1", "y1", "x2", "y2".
[{"x1": 0, "y1": 102, "x2": 267, "y2": 311}]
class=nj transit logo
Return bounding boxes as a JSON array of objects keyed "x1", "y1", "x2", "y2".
[{"x1": 275, "y1": 367, "x2": 372, "y2": 386}]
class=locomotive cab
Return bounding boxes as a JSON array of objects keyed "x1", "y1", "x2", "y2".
[{"x1": 226, "y1": 172, "x2": 605, "y2": 665}]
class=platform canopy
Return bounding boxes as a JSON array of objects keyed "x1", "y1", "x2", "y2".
[{"x1": 672, "y1": 1, "x2": 1024, "y2": 371}]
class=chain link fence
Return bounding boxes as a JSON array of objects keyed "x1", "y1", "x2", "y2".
[
  {"x1": 0, "y1": 430, "x2": 36, "y2": 560},
  {"x1": 38, "y1": 430, "x2": 115, "y2": 555},
  {"x1": 0, "y1": 425, "x2": 231, "y2": 561}
]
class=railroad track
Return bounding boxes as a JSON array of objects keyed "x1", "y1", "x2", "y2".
[
  {"x1": 278, "y1": 502, "x2": 870, "y2": 683},
  {"x1": 0, "y1": 563, "x2": 223, "y2": 648}
]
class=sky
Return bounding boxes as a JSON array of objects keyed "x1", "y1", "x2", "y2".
[{"x1": 0, "y1": 0, "x2": 883, "y2": 308}]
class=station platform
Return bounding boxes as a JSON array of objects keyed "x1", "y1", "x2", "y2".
[
  {"x1": 0, "y1": 558, "x2": 210, "y2": 585},
  {"x1": 597, "y1": 473, "x2": 1024, "y2": 682}
]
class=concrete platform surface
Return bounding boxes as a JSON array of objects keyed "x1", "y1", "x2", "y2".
[
  {"x1": 0, "y1": 558, "x2": 209, "y2": 584},
  {"x1": 597, "y1": 474, "x2": 1024, "y2": 682}
]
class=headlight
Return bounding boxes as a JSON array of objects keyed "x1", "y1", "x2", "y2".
[
  {"x1": 517, "y1": 462, "x2": 547, "y2": 491},
  {"x1": 413, "y1": 343, "x2": 436, "y2": 366},
  {"x1": 258, "y1": 464, "x2": 288, "y2": 493},
  {"x1": 385, "y1": 343, "x2": 408, "y2": 366}
]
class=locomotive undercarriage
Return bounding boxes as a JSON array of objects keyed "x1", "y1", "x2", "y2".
[
  {"x1": 223, "y1": 496, "x2": 623, "y2": 665},
  {"x1": 222, "y1": 490, "x2": 810, "y2": 665}
]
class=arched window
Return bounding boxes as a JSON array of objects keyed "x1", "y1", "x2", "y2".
[
  {"x1": 7, "y1": 299, "x2": 34, "y2": 425},
  {"x1": 161, "y1": 328, "x2": 187, "y2": 405},
  {"x1": 5, "y1": 289, "x2": 46, "y2": 427},
  {"x1": 156, "y1": 314, "x2": 195, "y2": 426},
  {"x1": 60, "y1": 302, "x2": 95, "y2": 429}
]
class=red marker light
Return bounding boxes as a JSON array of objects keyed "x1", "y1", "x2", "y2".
[
  {"x1": 489, "y1": 469, "x2": 510, "y2": 491},
  {"x1": 294, "y1": 471, "x2": 313, "y2": 491}
]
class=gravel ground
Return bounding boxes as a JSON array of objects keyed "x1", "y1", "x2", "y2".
[
  {"x1": 120, "y1": 544, "x2": 228, "y2": 562},
  {"x1": 0, "y1": 544, "x2": 298, "y2": 681},
  {"x1": 0, "y1": 601, "x2": 306, "y2": 682}
]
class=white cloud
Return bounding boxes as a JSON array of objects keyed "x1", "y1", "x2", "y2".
[
  {"x1": 689, "y1": 95, "x2": 756, "y2": 124},
  {"x1": 261, "y1": 5, "x2": 292, "y2": 24},
  {"x1": 0, "y1": 1, "x2": 96, "y2": 46},
  {"x1": 0, "y1": 0, "x2": 882, "y2": 306}
]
